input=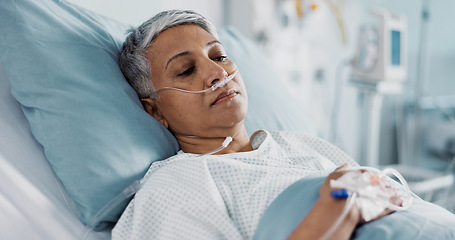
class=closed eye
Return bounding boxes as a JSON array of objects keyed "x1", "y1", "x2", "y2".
[
  {"x1": 177, "y1": 66, "x2": 195, "y2": 77},
  {"x1": 213, "y1": 55, "x2": 227, "y2": 62}
]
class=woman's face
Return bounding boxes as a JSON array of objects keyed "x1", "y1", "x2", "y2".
[{"x1": 144, "y1": 24, "x2": 248, "y2": 138}]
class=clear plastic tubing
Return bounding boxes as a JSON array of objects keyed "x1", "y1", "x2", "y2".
[{"x1": 155, "y1": 69, "x2": 239, "y2": 94}]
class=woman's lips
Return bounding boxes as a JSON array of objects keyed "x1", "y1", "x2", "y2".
[{"x1": 211, "y1": 89, "x2": 238, "y2": 106}]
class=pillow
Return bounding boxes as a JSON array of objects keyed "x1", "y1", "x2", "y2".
[
  {"x1": 0, "y1": 0, "x2": 179, "y2": 229},
  {"x1": 0, "y1": 0, "x2": 314, "y2": 229}
]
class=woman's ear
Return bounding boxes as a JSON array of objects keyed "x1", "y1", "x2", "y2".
[{"x1": 140, "y1": 98, "x2": 169, "y2": 129}]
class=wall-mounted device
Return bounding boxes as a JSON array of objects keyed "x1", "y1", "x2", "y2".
[{"x1": 351, "y1": 8, "x2": 408, "y2": 82}]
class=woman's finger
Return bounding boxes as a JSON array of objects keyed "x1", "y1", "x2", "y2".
[{"x1": 335, "y1": 163, "x2": 350, "y2": 171}]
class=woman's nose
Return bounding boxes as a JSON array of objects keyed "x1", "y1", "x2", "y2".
[{"x1": 204, "y1": 63, "x2": 228, "y2": 88}]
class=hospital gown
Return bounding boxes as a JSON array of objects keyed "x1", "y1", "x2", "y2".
[{"x1": 112, "y1": 130, "x2": 358, "y2": 239}]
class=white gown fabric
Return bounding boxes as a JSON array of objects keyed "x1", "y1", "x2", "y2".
[{"x1": 112, "y1": 130, "x2": 357, "y2": 239}]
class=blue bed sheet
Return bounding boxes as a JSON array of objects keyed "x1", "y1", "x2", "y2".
[{"x1": 254, "y1": 172, "x2": 455, "y2": 240}]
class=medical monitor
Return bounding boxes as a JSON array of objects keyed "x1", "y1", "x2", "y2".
[{"x1": 352, "y1": 9, "x2": 407, "y2": 83}]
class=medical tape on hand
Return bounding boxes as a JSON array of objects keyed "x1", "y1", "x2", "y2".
[{"x1": 329, "y1": 167, "x2": 412, "y2": 222}]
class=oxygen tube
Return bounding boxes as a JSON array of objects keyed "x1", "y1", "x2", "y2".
[
  {"x1": 155, "y1": 69, "x2": 239, "y2": 94},
  {"x1": 82, "y1": 179, "x2": 144, "y2": 239},
  {"x1": 319, "y1": 167, "x2": 413, "y2": 240},
  {"x1": 196, "y1": 128, "x2": 240, "y2": 157},
  {"x1": 86, "y1": 180, "x2": 144, "y2": 229}
]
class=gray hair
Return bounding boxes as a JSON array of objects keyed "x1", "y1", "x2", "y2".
[{"x1": 119, "y1": 10, "x2": 218, "y2": 100}]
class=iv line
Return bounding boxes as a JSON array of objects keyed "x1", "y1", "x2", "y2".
[{"x1": 319, "y1": 192, "x2": 358, "y2": 240}]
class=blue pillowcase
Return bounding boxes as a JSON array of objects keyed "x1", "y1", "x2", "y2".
[{"x1": 0, "y1": 0, "x2": 313, "y2": 229}]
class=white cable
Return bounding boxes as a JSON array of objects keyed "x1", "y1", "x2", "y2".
[
  {"x1": 198, "y1": 136, "x2": 233, "y2": 157},
  {"x1": 197, "y1": 128, "x2": 240, "y2": 157},
  {"x1": 82, "y1": 179, "x2": 144, "y2": 240},
  {"x1": 329, "y1": 59, "x2": 352, "y2": 145},
  {"x1": 380, "y1": 168, "x2": 413, "y2": 210}
]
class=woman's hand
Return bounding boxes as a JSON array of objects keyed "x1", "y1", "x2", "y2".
[
  {"x1": 289, "y1": 163, "x2": 403, "y2": 240},
  {"x1": 320, "y1": 163, "x2": 401, "y2": 224},
  {"x1": 319, "y1": 163, "x2": 362, "y2": 224},
  {"x1": 319, "y1": 163, "x2": 351, "y2": 198},
  {"x1": 288, "y1": 163, "x2": 360, "y2": 240}
]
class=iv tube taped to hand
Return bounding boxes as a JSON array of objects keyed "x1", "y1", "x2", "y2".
[
  {"x1": 319, "y1": 166, "x2": 413, "y2": 240},
  {"x1": 155, "y1": 69, "x2": 239, "y2": 94},
  {"x1": 330, "y1": 166, "x2": 412, "y2": 219}
]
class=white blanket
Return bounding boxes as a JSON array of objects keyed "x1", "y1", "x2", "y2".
[{"x1": 112, "y1": 130, "x2": 357, "y2": 239}]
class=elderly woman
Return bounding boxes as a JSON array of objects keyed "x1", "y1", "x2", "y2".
[{"x1": 112, "y1": 10, "x2": 394, "y2": 240}]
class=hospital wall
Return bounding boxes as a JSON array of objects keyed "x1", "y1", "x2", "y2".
[{"x1": 68, "y1": 0, "x2": 455, "y2": 168}]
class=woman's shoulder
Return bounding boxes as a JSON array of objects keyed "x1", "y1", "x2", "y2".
[
  {"x1": 257, "y1": 129, "x2": 358, "y2": 166},
  {"x1": 250, "y1": 129, "x2": 322, "y2": 150}
]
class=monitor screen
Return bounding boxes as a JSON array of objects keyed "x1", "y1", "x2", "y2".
[{"x1": 391, "y1": 30, "x2": 401, "y2": 66}]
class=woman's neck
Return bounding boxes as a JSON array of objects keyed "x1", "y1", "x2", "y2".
[{"x1": 176, "y1": 125, "x2": 253, "y2": 155}]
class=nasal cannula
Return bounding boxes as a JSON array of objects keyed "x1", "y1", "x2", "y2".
[{"x1": 155, "y1": 69, "x2": 239, "y2": 94}]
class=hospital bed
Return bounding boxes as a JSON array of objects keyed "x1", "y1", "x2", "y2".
[
  {"x1": 0, "y1": 0, "x2": 312, "y2": 238},
  {"x1": 1, "y1": 0, "x2": 455, "y2": 239}
]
